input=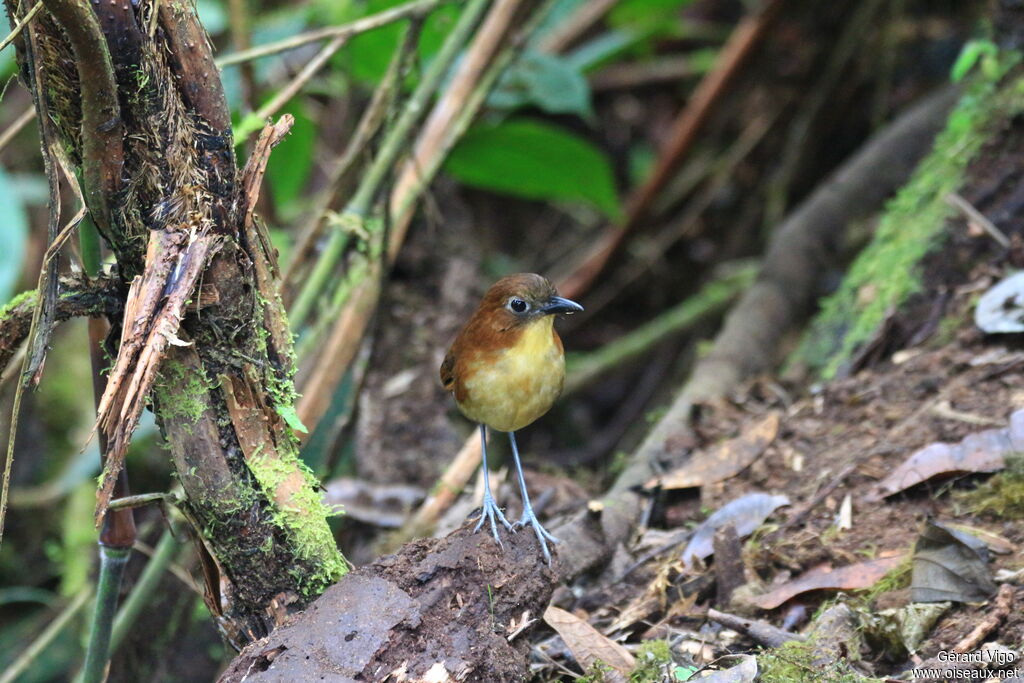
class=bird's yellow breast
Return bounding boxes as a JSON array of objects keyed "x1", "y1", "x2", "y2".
[{"x1": 457, "y1": 316, "x2": 565, "y2": 432}]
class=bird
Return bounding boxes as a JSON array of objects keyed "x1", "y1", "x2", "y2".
[{"x1": 440, "y1": 273, "x2": 583, "y2": 564}]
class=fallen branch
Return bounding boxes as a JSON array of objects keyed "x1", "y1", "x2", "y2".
[
  {"x1": 952, "y1": 583, "x2": 1014, "y2": 654},
  {"x1": 553, "y1": 86, "x2": 959, "y2": 580},
  {"x1": 707, "y1": 608, "x2": 804, "y2": 648}
]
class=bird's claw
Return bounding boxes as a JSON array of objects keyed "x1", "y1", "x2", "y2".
[
  {"x1": 473, "y1": 492, "x2": 513, "y2": 548},
  {"x1": 515, "y1": 505, "x2": 559, "y2": 564}
]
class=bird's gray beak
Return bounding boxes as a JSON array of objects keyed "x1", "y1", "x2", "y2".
[{"x1": 540, "y1": 296, "x2": 584, "y2": 315}]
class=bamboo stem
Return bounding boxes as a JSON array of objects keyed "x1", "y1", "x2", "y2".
[{"x1": 289, "y1": 0, "x2": 492, "y2": 330}]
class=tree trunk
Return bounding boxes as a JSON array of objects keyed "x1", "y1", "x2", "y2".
[{"x1": 7, "y1": 0, "x2": 347, "y2": 645}]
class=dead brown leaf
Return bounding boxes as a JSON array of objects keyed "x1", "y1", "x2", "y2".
[
  {"x1": 544, "y1": 605, "x2": 636, "y2": 679},
  {"x1": 863, "y1": 409, "x2": 1024, "y2": 502},
  {"x1": 648, "y1": 413, "x2": 780, "y2": 490},
  {"x1": 751, "y1": 553, "x2": 907, "y2": 609}
]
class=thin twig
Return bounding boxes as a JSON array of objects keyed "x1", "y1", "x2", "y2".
[
  {"x1": 289, "y1": 0, "x2": 493, "y2": 329},
  {"x1": 109, "y1": 492, "x2": 181, "y2": 510},
  {"x1": 216, "y1": 0, "x2": 452, "y2": 67},
  {"x1": 235, "y1": 33, "x2": 347, "y2": 146},
  {"x1": 946, "y1": 191, "x2": 1010, "y2": 248},
  {"x1": 283, "y1": 21, "x2": 418, "y2": 293},
  {"x1": 536, "y1": 0, "x2": 618, "y2": 53},
  {"x1": 0, "y1": 106, "x2": 35, "y2": 155},
  {"x1": 558, "y1": 0, "x2": 785, "y2": 299},
  {"x1": 0, "y1": 0, "x2": 42, "y2": 54}
]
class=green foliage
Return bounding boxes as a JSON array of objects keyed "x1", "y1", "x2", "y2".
[
  {"x1": 578, "y1": 660, "x2": 614, "y2": 682},
  {"x1": 266, "y1": 102, "x2": 316, "y2": 215},
  {"x1": 951, "y1": 39, "x2": 999, "y2": 82},
  {"x1": 609, "y1": 0, "x2": 698, "y2": 42},
  {"x1": 794, "y1": 52, "x2": 1023, "y2": 378},
  {"x1": 444, "y1": 118, "x2": 621, "y2": 217},
  {"x1": 630, "y1": 639, "x2": 673, "y2": 682},
  {"x1": 759, "y1": 640, "x2": 875, "y2": 683},
  {"x1": 0, "y1": 165, "x2": 28, "y2": 301},
  {"x1": 342, "y1": 0, "x2": 461, "y2": 84},
  {"x1": 489, "y1": 50, "x2": 592, "y2": 118}
]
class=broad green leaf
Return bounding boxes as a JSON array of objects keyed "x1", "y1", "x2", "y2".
[
  {"x1": 444, "y1": 118, "x2": 620, "y2": 217},
  {"x1": 344, "y1": 0, "x2": 460, "y2": 84},
  {"x1": 267, "y1": 102, "x2": 315, "y2": 213},
  {"x1": 0, "y1": 165, "x2": 28, "y2": 301},
  {"x1": 489, "y1": 51, "x2": 592, "y2": 117}
]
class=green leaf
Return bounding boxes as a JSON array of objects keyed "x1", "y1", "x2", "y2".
[
  {"x1": 0, "y1": 165, "x2": 28, "y2": 301},
  {"x1": 489, "y1": 51, "x2": 592, "y2": 117},
  {"x1": 674, "y1": 664, "x2": 699, "y2": 681},
  {"x1": 344, "y1": 0, "x2": 460, "y2": 84},
  {"x1": 610, "y1": 0, "x2": 695, "y2": 27},
  {"x1": 277, "y1": 403, "x2": 309, "y2": 434},
  {"x1": 951, "y1": 40, "x2": 998, "y2": 83},
  {"x1": 267, "y1": 102, "x2": 315, "y2": 213},
  {"x1": 444, "y1": 118, "x2": 620, "y2": 217}
]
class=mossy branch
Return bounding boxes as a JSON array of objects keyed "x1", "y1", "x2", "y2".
[{"x1": 0, "y1": 277, "x2": 124, "y2": 375}]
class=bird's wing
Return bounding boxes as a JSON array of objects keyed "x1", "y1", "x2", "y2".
[{"x1": 439, "y1": 350, "x2": 456, "y2": 392}]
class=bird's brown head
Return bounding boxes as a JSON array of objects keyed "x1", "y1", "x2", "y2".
[{"x1": 478, "y1": 273, "x2": 583, "y2": 330}]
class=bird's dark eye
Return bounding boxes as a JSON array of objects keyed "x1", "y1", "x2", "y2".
[{"x1": 509, "y1": 298, "x2": 528, "y2": 313}]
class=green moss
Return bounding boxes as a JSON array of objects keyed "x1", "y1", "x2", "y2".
[
  {"x1": 244, "y1": 401, "x2": 348, "y2": 595},
  {"x1": 153, "y1": 358, "x2": 214, "y2": 433},
  {"x1": 578, "y1": 661, "x2": 614, "y2": 682},
  {"x1": 958, "y1": 453, "x2": 1024, "y2": 518},
  {"x1": 630, "y1": 640, "x2": 673, "y2": 682},
  {"x1": 0, "y1": 289, "x2": 36, "y2": 319},
  {"x1": 759, "y1": 639, "x2": 876, "y2": 683},
  {"x1": 794, "y1": 53, "x2": 1023, "y2": 379}
]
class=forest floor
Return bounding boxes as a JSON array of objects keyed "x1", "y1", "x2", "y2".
[{"x1": 514, "y1": 243, "x2": 1024, "y2": 681}]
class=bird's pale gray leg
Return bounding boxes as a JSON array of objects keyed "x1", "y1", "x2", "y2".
[
  {"x1": 509, "y1": 431, "x2": 558, "y2": 564},
  {"x1": 473, "y1": 424, "x2": 512, "y2": 546}
]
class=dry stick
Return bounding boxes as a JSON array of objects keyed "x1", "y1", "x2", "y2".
[
  {"x1": 946, "y1": 191, "x2": 1010, "y2": 248},
  {"x1": 575, "y1": 109, "x2": 780, "y2": 323},
  {"x1": 558, "y1": 0, "x2": 785, "y2": 300},
  {"x1": 590, "y1": 55, "x2": 704, "y2": 92},
  {"x1": 552, "y1": 87, "x2": 959, "y2": 581},
  {"x1": 216, "y1": 0, "x2": 451, "y2": 67},
  {"x1": 536, "y1": 0, "x2": 618, "y2": 54},
  {"x1": 952, "y1": 583, "x2": 1014, "y2": 654},
  {"x1": 0, "y1": 209, "x2": 83, "y2": 544},
  {"x1": 235, "y1": 34, "x2": 347, "y2": 146},
  {"x1": 388, "y1": 0, "x2": 528, "y2": 260},
  {"x1": 283, "y1": 21, "x2": 416, "y2": 297},
  {"x1": 0, "y1": 0, "x2": 42, "y2": 53},
  {"x1": 0, "y1": 106, "x2": 34, "y2": 155},
  {"x1": 706, "y1": 608, "x2": 804, "y2": 648},
  {"x1": 289, "y1": 0, "x2": 495, "y2": 331},
  {"x1": 293, "y1": 0, "x2": 521, "y2": 431}
]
